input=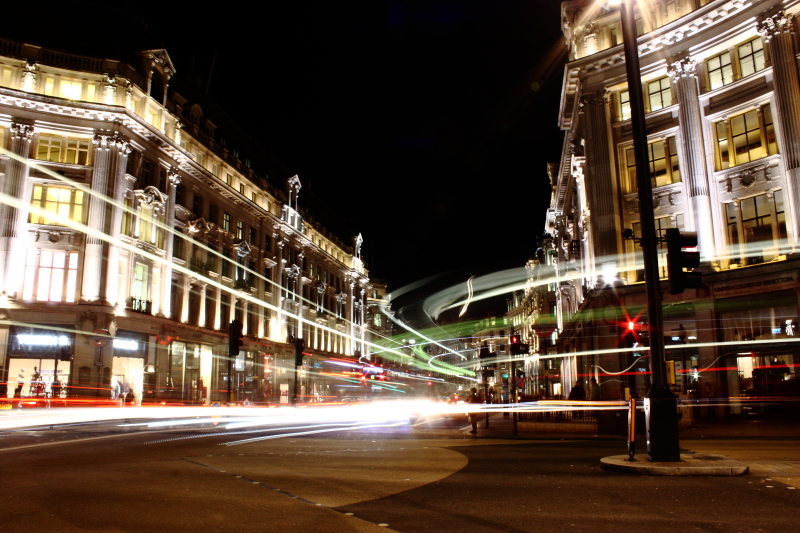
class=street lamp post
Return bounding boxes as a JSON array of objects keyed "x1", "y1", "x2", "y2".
[{"x1": 616, "y1": 0, "x2": 681, "y2": 461}]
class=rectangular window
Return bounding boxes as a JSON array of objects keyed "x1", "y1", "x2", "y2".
[
  {"x1": 36, "y1": 133, "x2": 91, "y2": 165},
  {"x1": 212, "y1": 163, "x2": 219, "y2": 177},
  {"x1": 726, "y1": 202, "x2": 740, "y2": 264},
  {"x1": 192, "y1": 194, "x2": 203, "y2": 216},
  {"x1": 226, "y1": 173, "x2": 233, "y2": 187},
  {"x1": 141, "y1": 159, "x2": 153, "y2": 187},
  {"x1": 223, "y1": 212, "x2": 231, "y2": 232},
  {"x1": 239, "y1": 184, "x2": 245, "y2": 196},
  {"x1": 36, "y1": 134, "x2": 62, "y2": 162},
  {"x1": 133, "y1": 262, "x2": 149, "y2": 302},
  {"x1": 29, "y1": 184, "x2": 85, "y2": 226},
  {"x1": 624, "y1": 137, "x2": 680, "y2": 191},
  {"x1": 208, "y1": 204, "x2": 218, "y2": 225},
  {"x1": 249, "y1": 226, "x2": 256, "y2": 244},
  {"x1": 59, "y1": 79, "x2": 83, "y2": 100},
  {"x1": 238, "y1": 220, "x2": 245, "y2": 242},
  {"x1": 22, "y1": 249, "x2": 79, "y2": 302},
  {"x1": 714, "y1": 104, "x2": 776, "y2": 170},
  {"x1": 619, "y1": 90, "x2": 631, "y2": 121},
  {"x1": 738, "y1": 38, "x2": 765, "y2": 78},
  {"x1": 708, "y1": 51, "x2": 733, "y2": 90},
  {"x1": 739, "y1": 193, "x2": 777, "y2": 264},
  {"x1": 65, "y1": 138, "x2": 90, "y2": 165},
  {"x1": 647, "y1": 77, "x2": 671, "y2": 112}
]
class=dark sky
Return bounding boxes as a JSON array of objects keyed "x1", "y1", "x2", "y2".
[{"x1": 11, "y1": 1, "x2": 568, "y2": 310}]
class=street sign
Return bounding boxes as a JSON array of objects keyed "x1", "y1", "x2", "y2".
[
  {"x1": 91, "y1": 328, "x2": 109, "y2": 348},
  {"x1": 532, "y1": 316, "x2": 557, "y2": 338}
]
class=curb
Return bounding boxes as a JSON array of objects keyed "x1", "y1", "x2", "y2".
[{"x1": 600, "y1": 453, "x2": 750, "y2": 476}]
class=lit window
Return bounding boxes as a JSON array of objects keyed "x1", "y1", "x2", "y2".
[
  {"x1": 136, "y1": 206, "x2": 164, "y2": 247},
  {"x1": 738, "y1": 38, "x2": 765, "y2": 78},
  {"x1": 59, "y1": 79, "x2": 83, "y2": 100},
  {"x1": 237, "y1": 220, "x2": 244, "y2": 240},
  {"x1": 239, "y1": 183, "x2": 245, "y2": 195},
  {"x1": 132, "y1": 262, "x2": 149, "y2": 302},
  {"x1": 714, "y1": 104, "x2": 776, "y2": 170},
  {"x1": 708, "y1": 51, "x2": 733, "y2": 90},
  {"x1": 22, "y1": 249, "x2": 79, "y2": 302},
  {"x1": 374, "y1": 314, "x2": 382, "y2": 327},
  {"x1": 29, "y1": 184, "x2": 85, "y2": 226},
  {"x1": 624, "y1": 137, "x2": 680, "y2": 191},
  {"x1": 226, "y1": 173, "x2": 233, "y2": 186},
  {"x1": 223, "y1": 212, "x2": 231, "y2": 232},
  {"x1": 212, "y1": 163, "x2": 219, "y2": 177},
  {"x1": 36, "y1": 133, "x2": 91, "y2": 165},
  {"x1": 647, "y1": 77, "x2": 671, "y2": 111},
  {"x1": 619, "y1": 90, "x2": 631, "y2": 121},
  {"x1": 727, "y1": 192, "x2": 786, "y2": 265}
]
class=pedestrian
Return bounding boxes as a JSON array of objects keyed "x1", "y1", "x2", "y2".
[
  {"x1": 110, "y1": 375, "x2": 120, "y2": 402},
  {"x1": 568, "y1": 380, "x2": 586, "y2": 401},
  {"x1": 15, "y1": 367, "x2": 25, "y2": 398},
  {"x1": 467, "y1": 387, "x2": 481, "y2": 434},
  {"x1": 120, "y1": 379, "x2": 130, "y2": 406},
  {"x1": 590, "y1": 378, "x2": 601, "y2": 400}
]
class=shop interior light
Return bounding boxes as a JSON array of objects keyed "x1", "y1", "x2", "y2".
[
  {"x1": 113, "y1": 338, "x2": 139, "y2": 350},
  {"x1": 18, "y1": 334, "x2": 69, "y2": 346}
]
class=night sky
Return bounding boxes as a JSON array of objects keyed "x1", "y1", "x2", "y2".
[{"x1": 9, "y1": 1, "x2": 568, "y2": 314}]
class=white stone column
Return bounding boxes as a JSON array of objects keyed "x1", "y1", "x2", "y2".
[
  {"x1": 0, "y1": 123, "x2": 33, "y2": 299},
  {"x1": 347, "y1": 278, "x2": 355, "y2": 355},
  {"x1": 81, "y1": 134, "x2": 115, "y2": 303},
  {"x1": 668, "y1": 58, "x2": 717, "y2": 264},
  {"x1": 159, "y1": 168, "x2": 180, "y2": 318},
  {"x1": 100, "y1": 133, "x2": 132, "y2": 307},
  {"x1": 579, "y1": 89, "x2": 620, "y2": 266},
  {"x1": 759, "y1": 12, "x2": 800, "y2": 249},
  {"x1": 198, "y1": 282, "x2": 207, "y2": 327}
]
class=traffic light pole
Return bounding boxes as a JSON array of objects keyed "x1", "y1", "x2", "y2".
[{"x1": 619, "y1": 0, "x2": 680, "y2": 462}]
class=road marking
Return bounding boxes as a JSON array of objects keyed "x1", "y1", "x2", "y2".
[{"x1": 0, "y1": 427, "x2": 205, "y2": 453}]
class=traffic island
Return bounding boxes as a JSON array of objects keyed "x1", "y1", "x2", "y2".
[{"x1": 600, "y1": 452, "x2": 749, "y2": 476}]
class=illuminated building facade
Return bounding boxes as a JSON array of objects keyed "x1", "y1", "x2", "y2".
[
  {"x1": 0, "y1": 40, "x2": 371, "y2": 404},
  {"x1": 524, "y1": 0, "x2": 800, "y2": 414}
]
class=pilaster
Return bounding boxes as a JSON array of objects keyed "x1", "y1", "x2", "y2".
[
  {"x1": 668, "y1": 57, "x2": 717, "y2": 264},
  {"x1": 759, "y1": 11, "x2": 800, "y2": 249},
  {"x1": 0, "y1": 123, "x2": 34, "y2": 298},
  {"x1": 159, "y1": 168, "x2": 180, "y2": 317},
  {"x1": 579, "y1": 89, "x2": 619, "y2": 263}
]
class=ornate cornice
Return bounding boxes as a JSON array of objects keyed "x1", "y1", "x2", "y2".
[{"x1": 758, "y1": 11, "x2": 795, "y2": 42}]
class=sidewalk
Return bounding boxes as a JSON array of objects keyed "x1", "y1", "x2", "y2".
[{"x1": 436, "y1": 413, "x2": 798, "y2": 477}]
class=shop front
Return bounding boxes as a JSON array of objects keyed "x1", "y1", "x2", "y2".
[
  {"x1": 110, "y1": 331, "x2": 149, "y2": 405},
  {"x1": 5, "y1": 325, "x2": 74, "y2": 400},
  {"x1": 716, "y1": 290, "x2": 799, "y2": 414}
]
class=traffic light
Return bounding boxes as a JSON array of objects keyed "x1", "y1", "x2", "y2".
[
  {"x1": 293, "y1": 336, "x2": 305, "y2": 367},
  {"x1": 665, "y1": 228, "x2": 702, "y2": 295},
  {"x1": 227, "y1": 318, "x2": 243, "y2": 356},
  {"x1": 509, "y1": 334, "x2": 521, "y2": 355}
]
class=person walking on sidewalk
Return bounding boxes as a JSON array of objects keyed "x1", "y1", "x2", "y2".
[{"x1": 467, "y1": 387, "x2": 481, "y2": 434}]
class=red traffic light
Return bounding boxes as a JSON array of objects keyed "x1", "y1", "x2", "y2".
[{"x1": 510, "y1": 334, "x2": 521, "y2": 344}]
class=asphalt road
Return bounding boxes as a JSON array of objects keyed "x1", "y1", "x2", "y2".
[{"x1": 1, "y1": 416, "x2": 798, "y2": 533}]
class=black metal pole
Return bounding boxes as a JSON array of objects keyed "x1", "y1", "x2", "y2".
[{"x1": 619, "y1": 0, "x2": 680, "y2": 462}]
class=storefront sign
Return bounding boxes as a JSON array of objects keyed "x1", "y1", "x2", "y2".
[{"x1": 713, "y1": 274, "x2": 796, "y2": 297}]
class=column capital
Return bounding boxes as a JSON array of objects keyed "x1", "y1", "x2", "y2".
[
  {"x1": 758, "y1": 11, "x2": 795, "y2": 42},
  {"x1": 167, "y1": 166, "x2": 181, "y2": 186},
  {"x1": 578, "y1": 88, "x2": 609, "y2": 112},
  {"x1": 667, "y1": 57, "x2": 698, "y2": 82},
  {"x1": 10, "y1": 123, "x2": 34, "y2": 140},
  {"x1": 92, "y1": 132, "x2": 132, "y2": 155}
]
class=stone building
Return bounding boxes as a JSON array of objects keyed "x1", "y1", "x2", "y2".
[
  {"x1": 520, "y1": 0, "x2": 800, "y2": 413},
  {"x1": 0, "y1": 39, "x2": 372, "y2": 404}
]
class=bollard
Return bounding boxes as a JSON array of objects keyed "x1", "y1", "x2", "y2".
[{"x1": 627, "y1": 398, "x2": 636, "y2": 461}]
